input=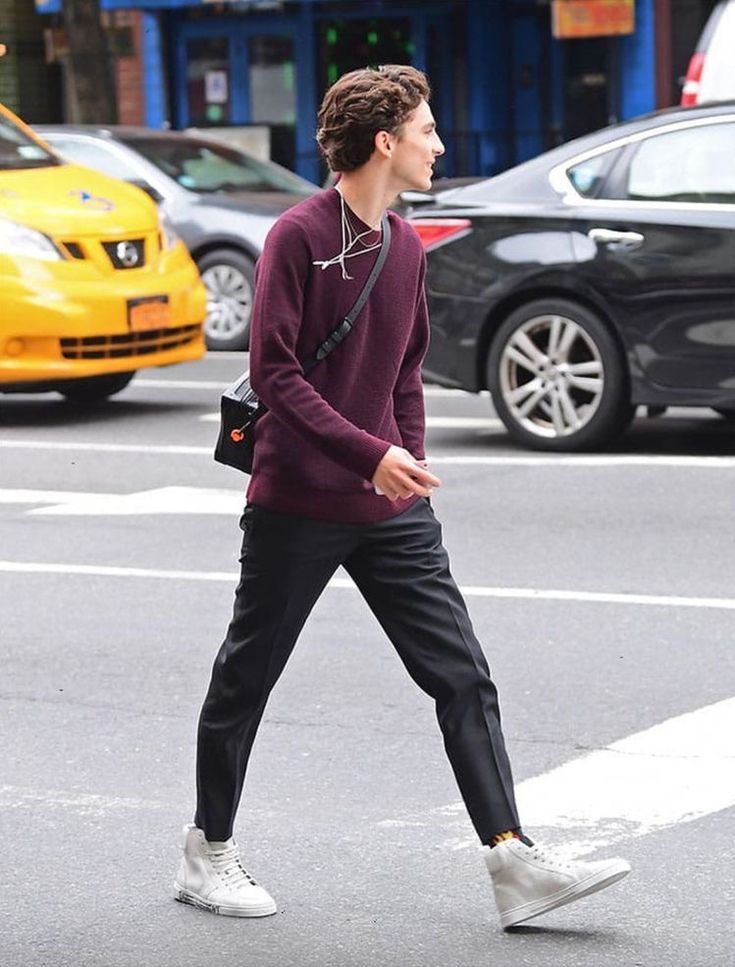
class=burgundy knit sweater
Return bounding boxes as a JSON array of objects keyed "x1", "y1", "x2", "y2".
[{"x1": 246, "y1": 188, "x2": 429, "y2": 522}]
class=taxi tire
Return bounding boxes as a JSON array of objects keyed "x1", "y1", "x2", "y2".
[
  {"x1": 198, "y1": 248, "x2": 255, "y2": 352},
  {"x1": 60, "y1": 371, "x2": 136, "y2": 403}
]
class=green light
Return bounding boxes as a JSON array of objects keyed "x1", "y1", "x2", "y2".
[
  {"x1": 328, "y1": 63, "x2": 338, "y2": 85},
  {"x1": 283, "y1": 62, "x2": 294, "y2": 91},
  {"x1": 405, "y1": 41, "x2": 415, "y2": 54},
  {"x1": 326, "y1": 27, "x2": 337, "y2": 45},
  {"x1": 367, "y1": 30, "x2": 378, "y2": 45}
]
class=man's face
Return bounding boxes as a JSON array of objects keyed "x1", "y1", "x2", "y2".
[{"x1": 387, "y1": 99, "x2": 445, "y2": 192}]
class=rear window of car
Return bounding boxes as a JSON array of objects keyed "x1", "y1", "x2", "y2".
[
  {"x1": 624, "y1": 121, "x2": 735, "y2": 204},
  {"x1": 123, "y1": 136, "x2": 315, "y2": 195}
]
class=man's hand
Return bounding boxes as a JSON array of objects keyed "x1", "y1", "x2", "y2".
[{"x1": 372, "y1": 446, "x2": 441, "y2": 501}]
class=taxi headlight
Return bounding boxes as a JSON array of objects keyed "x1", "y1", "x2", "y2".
[
  {"x1": 159, "y1": 212, "x2": 180, "y2": 251},
  {"x1": 0, "y1": 217, "x2": 64, "y2": 261}
]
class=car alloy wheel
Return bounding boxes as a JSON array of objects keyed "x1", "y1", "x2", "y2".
[
  {"x1": 197, "y1": 248, "x2": 255, "y2": 351},
  {"x1": 488, "y1": 298, "x2": 634, "y2": 451}
]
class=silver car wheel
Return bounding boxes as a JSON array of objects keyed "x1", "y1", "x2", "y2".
[
  {"x1": 499, "y1": 313, "x2": 604, "y2": 439},
  {"x1": 201, "y1": 263, "x2": 253, "y2": 342}
]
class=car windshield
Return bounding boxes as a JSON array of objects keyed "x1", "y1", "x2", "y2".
[
  {"x1": 122, "y1": 136, "x2": 314, "y2": 195},
  {"x1": 0, "y1": 113, "x2": 59, "y2": 170}
]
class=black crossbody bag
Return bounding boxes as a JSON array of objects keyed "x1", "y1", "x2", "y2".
[{"x1": 214, "y1": 213, "x2": 391, "y2": 475}]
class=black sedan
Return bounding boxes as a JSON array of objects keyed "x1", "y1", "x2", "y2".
[
  {"x1": 36, "y1": 126, "x2": 318, "y2": 351},
  {"x1": 407, "y1": 102, "x2": 735, "y2": 450}
]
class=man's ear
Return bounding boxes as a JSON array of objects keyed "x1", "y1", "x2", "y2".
[{"x1": 373, "y1": 130, "x2": 393, "y2": 160}]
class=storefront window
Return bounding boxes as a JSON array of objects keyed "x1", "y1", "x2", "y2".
[
  {"x1": 186, "y1": 37, "x2": 231, "y2": 127},
  {"x1": 318, "y1": 18, "x2": 413, "y2": 93},
  {"x1": 249, "y1": 36, "x2": 295, "y2": 126},
  {"x1": 249, "y1": 35, "x2": 295, "y2": 171}
]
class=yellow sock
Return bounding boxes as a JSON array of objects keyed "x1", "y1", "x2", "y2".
[{"x1": 489, "y1": 830, "x2": 518, "y2": 847}]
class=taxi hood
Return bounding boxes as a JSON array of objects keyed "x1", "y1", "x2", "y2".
[{"x1": 0, "y1": 162, "x2": 159, "y2": 237}]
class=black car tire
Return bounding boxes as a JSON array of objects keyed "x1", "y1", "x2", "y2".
[
  {"x1": 487, "y1": 299, "x2": 634, "y2": 451},
  {"x1": 60, "y1": 371, "x2": 136, "y2": 403},
  {"x1": 197, "y1": 248, "x2": 255, "y2": 351}
]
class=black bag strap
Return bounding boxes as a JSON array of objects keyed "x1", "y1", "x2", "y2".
[{"x1": 301, "y1": 211, "x2": 391, "y2": 375}]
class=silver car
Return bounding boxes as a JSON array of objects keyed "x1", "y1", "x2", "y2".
[{"x1": 37, "y1": 126, "x2": 318, "y2": 350}]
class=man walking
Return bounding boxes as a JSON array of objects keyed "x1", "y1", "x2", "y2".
[{"x1": 174, "y1": 64, "x2": 630, "y2": 930}]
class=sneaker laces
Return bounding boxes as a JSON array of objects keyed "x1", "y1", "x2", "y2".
[
  {"x1": 527, "y1": 843, "x2": 574, "y2": 873},
  {"x1": 208, "y1": 843, "x2": 258, "y2": 889}
]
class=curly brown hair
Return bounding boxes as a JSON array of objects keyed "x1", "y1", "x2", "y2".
[{"x1": 316, "y1": 64, "x2": 431, "y2": 173}]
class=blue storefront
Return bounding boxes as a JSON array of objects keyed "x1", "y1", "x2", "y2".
[{"x1": 34, "y1": 0, "x2": 658, "y2": 183}]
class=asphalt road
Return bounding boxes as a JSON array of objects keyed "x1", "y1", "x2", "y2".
[{"x1": 1, "y1": 353, "x2": 734, "y2": 967}]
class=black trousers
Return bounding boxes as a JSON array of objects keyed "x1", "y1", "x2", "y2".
[{"x1": 195, "y1": 498, "x2": 520, "y2": 844}]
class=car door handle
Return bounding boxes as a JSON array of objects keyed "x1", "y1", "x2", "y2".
[{"x1": 587, "y1": 227, "x2": 645, "y2": 249}]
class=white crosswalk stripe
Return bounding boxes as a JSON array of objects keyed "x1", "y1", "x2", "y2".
[{"x1": 383, "y1": 696, "x2": 735, "y2": 858}]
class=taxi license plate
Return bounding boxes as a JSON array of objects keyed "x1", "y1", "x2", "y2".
[{"x1": 128, "y1": 296, "x2": 170, "y2": 331}]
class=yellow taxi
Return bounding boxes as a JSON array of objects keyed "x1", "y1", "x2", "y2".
[{"x1": 0, "y1": 102, "x2": 206, "y2": 402}]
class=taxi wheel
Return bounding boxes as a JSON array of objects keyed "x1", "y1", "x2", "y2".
[
  {"x1": 198, "y1": 248, "x2": 255, "y2": 351},
  {"x1": 60, "y1": 371, "x2": 136, "y2": 403}
]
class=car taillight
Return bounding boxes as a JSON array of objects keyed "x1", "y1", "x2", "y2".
[
  {"x1": 681, "y1": 52, "x2": 705, "y2": 106},
  {"x1": 411, "y1": 218, "x2": 472, "y2": 252}
]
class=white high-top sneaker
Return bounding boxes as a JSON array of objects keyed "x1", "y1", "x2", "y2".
[
  {"x1": 485, "y1": 838, "x2": 630, "y2": 929},
  {"x1": 173, "y1": 824, "x2": 277, "y2": 917}
]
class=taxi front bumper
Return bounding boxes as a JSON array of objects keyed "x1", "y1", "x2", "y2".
[{"x1": 0, "y1": 244, "x2": 207, "y2": 387}]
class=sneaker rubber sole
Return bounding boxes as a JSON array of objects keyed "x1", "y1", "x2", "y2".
[
  {"x1": 499, "y1": 859, "x2": 631, "y2": 929},
  {"x1": 173, "y1": 882, "x2": 277, "y2": 918}
]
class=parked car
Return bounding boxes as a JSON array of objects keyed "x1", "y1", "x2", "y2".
[
  {"x1": 0, "y1": 103, "x2": 206, "y2": 403},
  {"x1": 405, "y1": 102, "x2": 735, "y2": 450},
  {"x1": 36, "y1": 126, "x2": 319, "y2": 351},
  {"x1": 681, "y1": 1, "x2": 735, "y2": 106}
]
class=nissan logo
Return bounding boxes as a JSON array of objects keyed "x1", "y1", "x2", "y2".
[{"x1": 116, "y1": 241, "x2": 140, "y2": 268}]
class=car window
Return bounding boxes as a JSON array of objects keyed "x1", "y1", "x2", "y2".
[
  {"x1": 122, "y1": 137, "x2": 314, "y2": 195},
  {"x1": 566, "y1": 150, "x2": 617, "y2": 198},
  {"x1": 44, "y1": 136, "x2": 141, "y2": 181},
  {"x1": 624, "y1": 122, "x2": 735, "y2": 204},
  {"x1": 0, "y1": 114, "x2": 58, "y2": 170}
]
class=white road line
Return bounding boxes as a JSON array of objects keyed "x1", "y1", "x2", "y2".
[
  {"x1": 2, "y1": 560, "x2": 735, "y2": 611},
  {"x1": 425, "y1": 386, "x2": 487, "y2": 397},
  {"x1": 4, "y1": 486, "x2": 245, "y2": 516},
  {"x1": 426, "y1": 416, "x2": 500, "y2": 428},
  {"x1": 390, "y1": 696, "x2": 735, "y2": 858},
  {"x1": 0, "y1": 439, "x2": 211, "y2": 455},
  {"x1": 428, "y1": 454, "x2": 735, "y2": 466},
  {"x1": 0, "y1": 561, "x2": 235, "y2": 581},
  {"x1": 3, "y1": 438, "x2": 735, "y2": 467},
  {"x1": 135, "y1": 378, "x2": 228, "y2": 390},
  {"x1": 0, "y1": 489, "x2": 103, "y2": 505}
]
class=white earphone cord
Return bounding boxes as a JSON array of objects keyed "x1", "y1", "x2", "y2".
[{"x1": 312, "y1": 189, "x2": 383, "y2": 280}]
